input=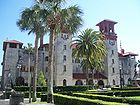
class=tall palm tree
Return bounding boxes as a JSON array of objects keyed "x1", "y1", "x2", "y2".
[
  {"x1": 72, "y1": 28, "x2": 106, "y2": 85},
  {"x1": 133, "y1": 60, "x2": 140, "y2": 87},
  {"x1": 24, "y1": 43, "x2": 34, "y2": 103},
  {"x1": 17, "y1": 5, "x2": 48, "y2": 102},
  {"x1": 36, "y1": 0, "x2": 83, "y2": 103}
]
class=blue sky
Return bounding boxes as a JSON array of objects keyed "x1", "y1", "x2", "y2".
[{"x1": 0, "y1": 0, "x2": 140, "y2": 76}]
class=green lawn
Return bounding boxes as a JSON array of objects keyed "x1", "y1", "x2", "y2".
[{"x1": 127, "y1": 96, "x2": 140, "y2": 99}]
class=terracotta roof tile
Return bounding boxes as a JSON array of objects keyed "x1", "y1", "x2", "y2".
[{"x1": 4, "y1": 40, "x2": 23, "y2": 44}]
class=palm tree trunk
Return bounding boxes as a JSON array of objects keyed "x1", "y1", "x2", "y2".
[
  {"x1": 28, "y1": 52, "x2": 31, "y2": 103},
  {"x1": 47, "y1": 28, "x2": 54, "y2": 103},
  {"x1": 28, "y1": 53, "x2": 31, "y2": 86},
  {"x1": 40, "y1": 34, "x2": 44, "y2": 49},
  {"x1": 32, "y1": 34, "x2": 39, "y2": 102},
  {"x1": 86, "y1": 69, "x2": 89, "y2": 85}
]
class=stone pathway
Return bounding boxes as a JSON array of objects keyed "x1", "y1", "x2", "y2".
[
  {"x1": 0, "y1": 99, "x2": 9, "y2": 105},
  {"x1": 0, "y1": 99, "x2": 55, "y2": 105}
]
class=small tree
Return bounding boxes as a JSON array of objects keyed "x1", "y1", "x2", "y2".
[{"x1": 37, "y1": 71, "x2": 47, "y2": 86}]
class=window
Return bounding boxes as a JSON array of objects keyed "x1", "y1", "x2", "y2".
[
  {"x1": 61, "y1": 34, "x2": 63, "y2": 38},
  {"x1": 64, "y1": 55, "x2": 66, "y2": 61},
  {"x1": 45, "y1": 56, "x2": 48, "y2": 61},
  {"x1": 46, "y1": 67, "x2": 48, "y2": 72},
  {"x1": 28, "y1": 66, "x2": 34, "y2": 72},
  {"x1": 64, "y1": 35, "x2": 67, "y2": 40},
  {"x1": 111, "y1": 50, "x2": 114, "y2": 55},
  {"x1": 64, "y1": 65, "x2": 66, "y2": 72},
  {"x1": 64, "y1": 45, "x2": 66, "y2": 50},
  {"x1": 63, "y1": 79, "x2": 67, "y2": 86},
  {"x1": 113, "y1": 79, "x2": 115, "y2": 85},
  {"x1": 112, "y1": 59, "x2": 115, "y2": 64},
  {"x1": 112, "y1": 67, "x2": 115, "y2": 73},
  {"x1": 9, "y1": 43, "x2": 17, "y2": 48},
  {"x1": 105, "y1": 26, "x2": 107, "y2": 32}
]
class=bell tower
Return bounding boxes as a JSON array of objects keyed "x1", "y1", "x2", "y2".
[{"x1": 96, "y1": 19, "x2": 120, "y2": 86}]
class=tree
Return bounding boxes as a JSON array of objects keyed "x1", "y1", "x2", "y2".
[
  {"x1": 134, "y1": 60, "x2": 140, "y2": 87},
  {"x1": 72, "y1": 28, "x2": 106, "y2": 85},
  {"x1": 37, "y1": 71, "x2": 47, "y2": 86},
  {"x1": 23, "y1": 43, "x2": 34, "y2": 103},
  {"x1": 35, "y1": 0, "x2": 83, "y2": 103},
  {"x1": 17, "y1": 5, "x2": 48, "y2": 102}
]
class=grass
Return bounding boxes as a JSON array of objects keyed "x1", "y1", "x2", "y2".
[{"x1": 127, "y1": 96, "x2": 140, "y2": 99}]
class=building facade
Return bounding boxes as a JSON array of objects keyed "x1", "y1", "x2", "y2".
[{"x1": 1, "y1": 19, "x2": 138, "y2": 89}]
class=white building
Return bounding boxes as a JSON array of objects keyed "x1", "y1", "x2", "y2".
[{"x1": 1, "y1": 19, "x2": 138, "y2": 89}]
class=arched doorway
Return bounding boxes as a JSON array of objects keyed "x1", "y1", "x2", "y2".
[
  {"x1": 15, "y1": 76, "x2": 25, "y2": 86},
  {"x1": 88, "y1": 80, "x2": 93, "y2": 85},
  {"x1": 63, "y1": 79, "x2": 67, "y2": 86},
  {"x1": 98, "y1": 80, "x2": 104, "y2": 89},
  {"x1": 128, "y1": 78, "x2": 131, "y2": 85},
  {"x1": 113, "y1": 79, "x2": 115, "y2": 85},
  {"x1": 75, "y1": 80, "x2": 83, "y2": 85}
]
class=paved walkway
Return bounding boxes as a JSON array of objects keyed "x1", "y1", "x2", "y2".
[
  {"x1": 0, "y1": 99, "x2": 9, "y2": 105},
  {"x1": 0, "y1": 99, "x2": 55, "y2": 105}
]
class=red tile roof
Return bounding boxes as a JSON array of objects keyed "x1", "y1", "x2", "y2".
[
  {"x1": 4, "y1": 40, "x2": 23, "y2": 44},
  {"x1": 71, "y1": 43, "x2": 77, "y2": 49},
  {"x1": 118, "y1": 52, "x2": 138, "y2": 57},
  {"x1": 96, "y1": 19, "x2": 117, "y2": 26}
]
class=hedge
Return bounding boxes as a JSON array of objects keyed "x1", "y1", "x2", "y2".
[
  {"x1": 41, "y1": 94, "x2": 47, "y2": 102},
  {"x1": 86, "y1": 90, "x2": 140, "y2": 97},
  {"x1": 72, "y1": 93, "x2": 140, "y2": 105},
  {"x1": 23, "y1": 92, "x2": 41, "y2": 98},
  {"x1": 111, "y1": 87, "x2": 140, "y2": 91},
  {"x1": 53, "y1": 94, "x2": 128, "y2": 105},
  {"x1": 13, "y1": 86, "x2": 47, "y2": 92},
  {"x1": 13, "y1": 86, "x2": 90, "y2": 93}
]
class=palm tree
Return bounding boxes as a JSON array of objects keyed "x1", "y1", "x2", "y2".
[
  {"x1": 35, "y1": 0, "x2": 83, "y2": 103},
  {"x1": 24, "y1": 43, "x2": 34, "y2": 103},
  {"x1": 72, "y1": 28, "x2": 106, "y2": 85},
  {"x1": 133, "y1": 60, "x2": 140, "y2": 87},
  {"x1": 17, "y1": 5, "x2": 48, "y2": 102}
]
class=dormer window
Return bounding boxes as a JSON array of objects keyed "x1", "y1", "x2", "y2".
[{"x1": 61, "y1": 33, "x2": 69, "y2": 40}]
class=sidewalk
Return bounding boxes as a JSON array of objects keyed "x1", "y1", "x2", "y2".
[{"x1": 0, "y1": 99, "x2": 55, "y2": 105}]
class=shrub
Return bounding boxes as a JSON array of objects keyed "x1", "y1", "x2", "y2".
[
  {"x1": 54, "y1": 86, "x2": 89, "y2": 92},
  {"x1": 72, "y1": 93, "x2": 140, "y2": 104},
  {"x1": 86, "y1": 90, "x2": 140, "y2": 97},
  {"x1": 111, "y1": 87, "x2": 140, "y2": 91},
  {"x1": 41, "y1": 94, "x2": 47, "y2": 102},
  {"x1": 37, "y1": 71, "x2": 47, "y2": 86},
  {"x1": 54, "y1": 93, "x2": 128, "y2": 105},
  {"x1": 14, "y1": 85, "x2": 89, "y2": 93}
]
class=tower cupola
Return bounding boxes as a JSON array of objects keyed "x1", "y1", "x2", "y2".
[{"x1": 96, "y1": 19, "x2": 117, "y2": 35}]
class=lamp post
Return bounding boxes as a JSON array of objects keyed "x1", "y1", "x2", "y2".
[
  {"x1": 17, "y1": 63, "x2": 21, "y2": 77},
  {"x1": 119, "y1": 62, "x2": 122, "y2": 89}
]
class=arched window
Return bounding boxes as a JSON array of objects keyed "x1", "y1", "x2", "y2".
[
  {"x1": 113, "y1": 79, "x2": 115, "y2": 85},
  {"x1": 63, "y1": 79, "x2": 67, "y2": 86},
  {"x1": 128, "y1": 78, "x2": 131, "y2": 85},
  {"x1": 88, "y1": 80, "x2": 93, "y2": 85},
  {"x1": 75, "y1": 80, "x2": 83, "y2": 85}
]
